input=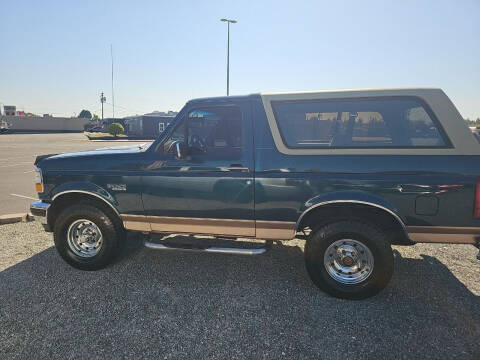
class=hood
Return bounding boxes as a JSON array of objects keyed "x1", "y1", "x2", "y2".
[
  {"x1": 52, "y1": 143, "x2": 148, "y2": 158},
  {"x1": 36, "y1": 143, "x2": 149, "y2": 170}
]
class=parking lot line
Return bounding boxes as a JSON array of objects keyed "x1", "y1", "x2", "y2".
[
  {"x1": 0, "y1": 156, "x2": 34, "y2": 161},
  {"x1": 0, "y1": 162, "x2": 32, "y2": 168},
  {"x1": 10, "y1": 193, "x2": 37, "y2": 200}
]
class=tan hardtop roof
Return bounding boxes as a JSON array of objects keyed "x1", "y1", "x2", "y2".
[
  {"x1": 260, "y1": 88, "x2": 480, "y2": 155},
  {"x1": 260, "y1": 87, "x2": 442, "y2": 96}
]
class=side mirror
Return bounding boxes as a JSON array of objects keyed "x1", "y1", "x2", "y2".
[{"x1": 175, "y1": 141, "x2": 185, "y2": 159}]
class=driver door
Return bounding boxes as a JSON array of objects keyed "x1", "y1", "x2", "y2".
[{"x1": 141, "y1": 101, "x2": 255, "y2": 237}]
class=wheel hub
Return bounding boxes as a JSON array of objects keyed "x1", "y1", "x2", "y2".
[
  {"x1": 324, "y1": 239, "x2": 374, "y2": 285},
  {"x1": 67, "y1": 219, "x2": 103, "y2": 258},
  {"x1": 338, "y1": 244, "x2": 357, "y2": 266},
  {"x1": 342, "y1": 256, "x2": 354, "y2": 266}
]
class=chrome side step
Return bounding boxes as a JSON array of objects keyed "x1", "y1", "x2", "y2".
[{"x1": 144, "y1": 241, "x2": 269, "y2": 255}]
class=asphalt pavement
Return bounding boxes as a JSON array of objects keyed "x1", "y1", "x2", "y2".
[
  {"x1": 1, "y1": 221, "x2": 479, "y2": 359},
  {"x1": 0, "y1": 133, "x2": 149, "y2": 215}
]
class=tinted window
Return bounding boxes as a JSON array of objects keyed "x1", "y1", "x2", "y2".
[
  {"x1": 272, "y1": 98, "x2": 447, "y2": 148},
  {"x1": 163, "y1": 106, "x2": 242, "y2": 158},
  {"x1": 163, "y1": 121, "x2": 185, "y2": 153}
]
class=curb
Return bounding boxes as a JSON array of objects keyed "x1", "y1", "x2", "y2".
[{"x1": 0, "y1": 213, "x2": 35, "y2": 225}]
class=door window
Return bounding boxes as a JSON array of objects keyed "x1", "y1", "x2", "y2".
[
  {"x1": 163, "y1": 121, "x2": 185, "y2": 153},
  {"x1": 163, "y1": 106, "x2": 243, "y2": 159}
]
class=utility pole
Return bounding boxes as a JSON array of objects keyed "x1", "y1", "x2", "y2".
[
  {"x1": 100, "y1": 92, "x2": 106, "y2": 120},
  {"x1": 220, "y1": 18, "x2": 237, "y2": 96}
]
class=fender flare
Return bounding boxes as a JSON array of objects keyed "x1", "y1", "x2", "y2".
[
  {"x1": 295, "y1": 190, "x2": 407, "y2": 235},
  {"x1": 50, "y1": 181, "x2": 119, "y2": 216}
]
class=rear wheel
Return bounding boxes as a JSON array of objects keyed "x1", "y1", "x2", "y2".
[
  {"x1": 305, "y1": 220, "x2": 394, "y2": 300},
  {"x1": 53, "y1": 203, "x2": 122, "y2": 270}
]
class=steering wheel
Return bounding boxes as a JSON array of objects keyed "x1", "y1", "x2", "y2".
[{"x1": 190, "y1": 134, "x2": 207, "y2": 153}]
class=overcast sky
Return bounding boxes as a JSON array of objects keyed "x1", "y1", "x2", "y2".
[{"x1": 0, "y1": 0, "x2": 479, "y2": 119}]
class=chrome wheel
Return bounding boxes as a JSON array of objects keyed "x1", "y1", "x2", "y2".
[
  {"x1": 67, "y1": 219, "x2": 103, "y2": 258},
  {"x1": 324, "y1": 239, "x2": 374, "y2": 285}
]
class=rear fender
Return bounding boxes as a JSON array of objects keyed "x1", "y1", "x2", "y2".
[{"x1": 296, "y1": 190, "x2": 407, "y2": 234}]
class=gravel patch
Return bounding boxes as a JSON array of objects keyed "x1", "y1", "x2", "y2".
[{"x1": 1, "y1": 222, "x2": 479, "y2": 359}]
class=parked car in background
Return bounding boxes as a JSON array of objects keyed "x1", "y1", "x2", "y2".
[
  {"x1": 88, "y1": 126, "x2": 104, "y2": 133},
  {"x1": 31, "y1": 88, "x2": 480, "y2": 299},
  {"x1": 0, "y1": 120, "x2": 10, "y2": 133},
  {"x1": 469, "y1": 126, "x2": 480, "y2": 141}
]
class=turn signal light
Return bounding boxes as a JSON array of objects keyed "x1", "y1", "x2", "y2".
[
  {"x1": 34, "y1": 167, "x2": 44, "y2": 193},
  {"x1": 474, "y1": 181, "x2": 480, "y2": 218}
]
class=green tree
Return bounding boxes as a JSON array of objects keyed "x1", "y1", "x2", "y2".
[
  {"x1": 79, "y1": 110, "x2": 92, "y2": 119},
  {"x1": 92, "y1": 114, "x2": 99, "y2": 121},
  {"x1": 108, "y1": 122, "x2": 124, "y2": 137}
]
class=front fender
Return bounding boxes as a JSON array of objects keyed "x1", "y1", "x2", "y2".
[{"x1": 50, "y1": 181, "x2": 119, "y2": 213}]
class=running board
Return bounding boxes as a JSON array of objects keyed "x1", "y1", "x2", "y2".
[{"x1": 144, "y1": 241, "x2": 269, "y2": 255}]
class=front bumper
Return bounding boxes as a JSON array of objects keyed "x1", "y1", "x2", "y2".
[{"x1": 30, "y1": 200, "x2": 51, "y2": 231}]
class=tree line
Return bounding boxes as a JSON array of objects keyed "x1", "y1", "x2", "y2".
[{"x1": 465, "y1": 118, "x2": 480, "y2": 128}]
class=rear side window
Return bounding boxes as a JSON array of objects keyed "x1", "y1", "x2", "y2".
[{"x1": 271, "y1": 97, "x2": 448, "y2": 149}]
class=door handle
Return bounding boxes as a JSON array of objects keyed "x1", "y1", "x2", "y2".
[{"x1": 227, "y1": 164, "x2": 249, "y2": 172}]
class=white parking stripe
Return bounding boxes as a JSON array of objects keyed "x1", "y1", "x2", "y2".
[
  {"x1": 0, "y1": 162, "x2": 32, "y2": 168},
  {"x1": 10, "y1": 193, "x2": 38, "y2": 200},
  {"x1": 0, "y1": 156, "x2": 34, "y2": 161}
]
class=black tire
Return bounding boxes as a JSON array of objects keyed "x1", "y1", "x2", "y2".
[
  {"x1": 53, "y1": 203, "x2": 122, "y2": 271},
  {"x1": 305, "y1": 220, "x2": 394, "y2": 300}
]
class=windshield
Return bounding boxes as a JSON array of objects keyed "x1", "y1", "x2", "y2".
[{"x1": 151, "y1": 108, "x2": 185, "y2": 152}]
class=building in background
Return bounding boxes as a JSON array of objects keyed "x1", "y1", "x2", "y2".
[
  {"x1": 0, "y1": 114, "x2": 89, "y2": 132},
  {"x1": 0, "y1": 103, "x2": 178, "y2": 136},
  {"x1": 3, "y1": 106, "x2": 16, "y2": 116},
  {"x1": 94, "y1": 111, "x2": 177, "y2": 138},
  {"x1": 144, "y1": 110, "x2": 178, "y2": 117},
  {"x1": 123, "y1": 114, "x2": 175, "y2": 138}
]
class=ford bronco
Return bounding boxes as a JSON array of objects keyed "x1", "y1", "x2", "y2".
[{"x1": 31, "y1": 88, "x2": 480, "y2": 299}]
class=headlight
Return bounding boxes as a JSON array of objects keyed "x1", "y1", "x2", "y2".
[{"x1": 34, "y1": 167, "x2": 44, "y2": 193}]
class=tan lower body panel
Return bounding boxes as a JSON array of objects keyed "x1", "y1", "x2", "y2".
[
  {"x1": 148, "y1": 216, "x2": 255, "y2": 237},
  {"x1": 120, "y1": 214, "x2": 296, "y2": 240},
  {"x1": 256, "y1": 220, "x2": 296, "y2": 240},
  {"x1": 122, "y1": 214, "x2": 151, "y2": 232},
  {"x1": 407, "y1": 226, "x2": 480, "y2": 245}
]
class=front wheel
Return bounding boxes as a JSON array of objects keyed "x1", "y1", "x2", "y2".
[
  {"x1": 53, "y1": 203, "x2": 122, "y2": 270},
  {"x1": 305, "y1": 220, "x2": 394, "y2": 300}
]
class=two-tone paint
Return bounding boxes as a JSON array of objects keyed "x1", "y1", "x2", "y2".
[{"x1": 32, "y1": 88, "x2": 480, "y2": 246}]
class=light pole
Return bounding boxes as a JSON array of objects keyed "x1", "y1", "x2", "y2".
[
  {"x1": 220, "y1": 18, "x2": 237, "y2": 96},
  {"x1": 111, "y1": 44, "x2": 115, "y2": 119}
]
